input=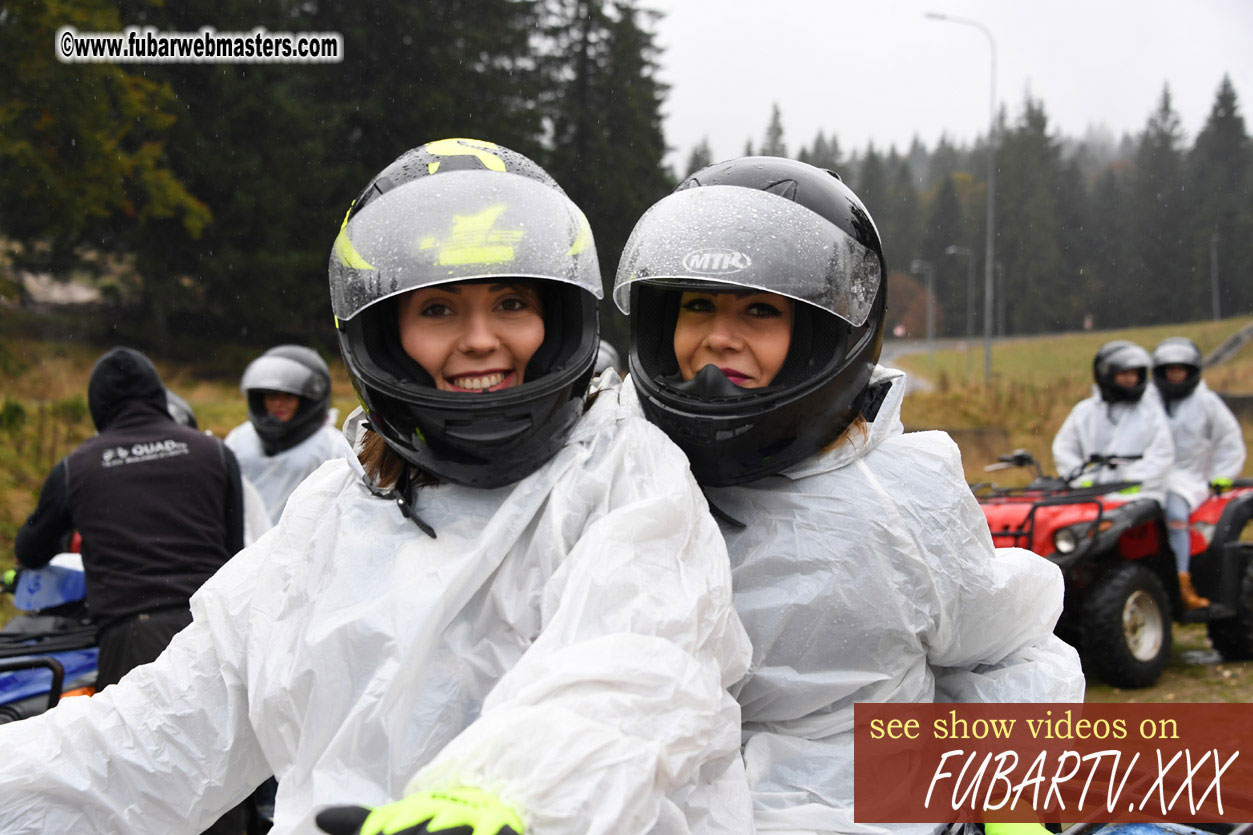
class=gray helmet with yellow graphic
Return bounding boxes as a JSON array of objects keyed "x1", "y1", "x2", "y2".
[{"x1": 329, "y1": 138, "x2": 601, "y2": 488}]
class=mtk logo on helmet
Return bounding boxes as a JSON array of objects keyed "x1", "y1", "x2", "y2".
[{"x1": 682, "y1": 249, "x2": 752, "y2": 275}]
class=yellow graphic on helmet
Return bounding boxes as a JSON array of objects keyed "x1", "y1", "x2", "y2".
[
  {"x1": 333, "y1": 205, "x2": 375, "y2": 270},
  {"x1": 424, "y1": 138, "x2": 506, "y2": 175},
  {"x1": 568, "y1": 207, "x2": 592, "y2": 256},
  {"x1": 418, "y1": 205, "x2": 523, "y2": 266}
]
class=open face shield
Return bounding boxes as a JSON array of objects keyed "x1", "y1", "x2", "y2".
[
  {"x1": 330, "y1": 170, "x2": 601, "y2": 324},
  {"x1": 241, "y1": 355, "x2": 328, "y2": 400},
  {"x1": 612, "y1": 185, "x2": 881, "y2": 326}
]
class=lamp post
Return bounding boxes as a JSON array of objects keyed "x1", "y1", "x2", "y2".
[
  {"x1": 926, "y1": 11, "x2": 997, "y2": 385},
  {"x1": 910, "y1": 258, "x2": 936, "y2": 362}
]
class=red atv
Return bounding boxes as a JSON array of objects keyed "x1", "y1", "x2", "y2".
[{"x1": 974, "y1": 451, "x2": 1253, "y2": 688}]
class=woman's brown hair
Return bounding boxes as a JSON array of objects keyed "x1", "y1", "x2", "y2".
[{"x1": 358, "y1": 428, "x2": 439, "y2": 490}]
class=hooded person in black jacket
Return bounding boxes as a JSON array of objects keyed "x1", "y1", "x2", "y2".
[{"x1": 15, "y1": 347, "x2": 245, "y2": 689}]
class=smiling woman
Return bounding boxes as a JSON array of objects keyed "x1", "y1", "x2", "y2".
[
  {"x1": 673, "y1": 290, "x2": 793, "y2": 389},
  {"x1": 396, "y1": 281, "x2": 546, "y2": 393}
]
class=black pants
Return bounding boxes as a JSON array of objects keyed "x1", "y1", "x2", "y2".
[
  {"x1": 96, "y1": 607, "x2": 194, "y2": 689},
  {"x1": 96, "y1": 608, "x2": 248, "y2": 835}
]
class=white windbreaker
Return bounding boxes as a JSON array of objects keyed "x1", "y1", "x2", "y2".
[
  {"x1": 627, "y1": 365, "x2": 1084, "y2": 835},
  {"x1": 1051, "y1": 387, "x2": 1175, "y2": 501},
  {"x1": 1158, "y1": 381, "x2": 1246, "y2": 510},
  {"x1": 226, "y1": 419, "x2": 358, "y2": 525},
  {"x1": 0, "y1": 385, "x2": 752, "y2": 835}
]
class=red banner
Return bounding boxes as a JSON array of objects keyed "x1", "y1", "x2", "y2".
[{"x1": 853, "y1": 703, "x2": 1253, "y2": 824}]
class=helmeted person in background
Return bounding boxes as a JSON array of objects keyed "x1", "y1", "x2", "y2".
[
  {"x1": 14, "y1": 348, "x2": 245, "y2": 689},
  {"x1": 593, "y1": 338, "x2": 621, "y2": 377},
  {"x1": 1151, "y1": 337, "x2": 1246, "y2": 609},
  {"x1": 615, "y1": 156, "x2": 1083, "y2": 835},
  {"x1": 1052, "y1": 340, "x2": 1175, "y2": 501},
  {"x1": 225, "y1": 345, "x2": 356, "y2": 525},
  {"x1": 0, "y1": 139, "x2": 751, "y2": 835}
]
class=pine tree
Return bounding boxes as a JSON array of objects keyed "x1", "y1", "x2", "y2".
[
  {"x1": 995, "y1": 96, "x2": 1065, "y2": 334},
  {"x1": 922, "y1": 177, "x2": 970, "y2": 337},
  {"x1": 1127, "y1": 86, "x2": 1189, "y2": 325},
  {"x1": 1188, "y1": 75, "x2": 1253, "y2": 317},
  {"x1": 809, "y1": 130, "x2": 842, "y2": 172},
  {"x1": 685, "y1": 137, "x2": 714, "y2": 177},
  {"x1": 544, "y1": 0, "x2": 671, "y2": 348},
  {"x1": 1087, "y1": 164, "x2": 1131, "y2": 328},
  {"x1": 760, "y1": 103, "x2": 787, "y2": 157}
]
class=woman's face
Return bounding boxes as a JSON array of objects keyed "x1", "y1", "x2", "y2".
[
  {"x1": 1163, "y1": 364, "x2": 1189, "y2": 384},
  {"x1": 672, "y1": 291, "x2": 793, "y2": 389},
  {"x1": 263, "y1": 392, "x2": 300, "y2": 422},
  {"x1": 397, "y1": 282, "x2": 545, "y2": 392},
  {"x1": 1113, "y1": 368, "x2": 1142, "y2": 389}
]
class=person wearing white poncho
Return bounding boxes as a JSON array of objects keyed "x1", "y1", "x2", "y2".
[
  {"x1": 0, "y1": 140, "x2": 751, "y2": 835},
  {"x1": 225, "y1": 344, "x2": 357, "y2": 527},
  {"x1": 1051, "y1": 340, "x2": 1175, "y2": 502},
  {"x1": 614, "y1": 156, "x2": 1085, "y2": 835},
  {"x1": 1150, "y1": 337, "x2": 1246, "y2": 610}
]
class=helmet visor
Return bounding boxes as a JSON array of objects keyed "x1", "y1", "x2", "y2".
[
  {"x1": 1152, "y1": 339, "x2": 1201, "y2": 368},
  {"x1": 331, "y1": 171, "x2": 601, "y2": 321},
  {"x1": 241, "y1": 355, "x2": 326, "y2": 399},
  {"x1": 1100, "y1": 343, "x2": 1151, "y2": 373},
  {"x1": 613, "y1": 185, "x2": 882, "y2": 327}
]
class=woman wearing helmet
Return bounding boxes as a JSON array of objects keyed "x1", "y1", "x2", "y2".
[
  {"x1": 0, "y1": 140, "x2": 750, "y2": 835},
  {"x1": 1151, "y1": 337, "x2": 1246, "y2": 609},
  {"x1": 615, "y1": 157, "x2": 1083, "y2": 834},
  {"x1": 226, "y1": 344, "x2": 357, "y2": 525},
  {"x1": 1052, "y1": 340, "x2": 1175, "y2": 498}
]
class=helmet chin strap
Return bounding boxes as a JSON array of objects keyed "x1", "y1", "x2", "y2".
[{"x1": 667, "y1": 364, "x2": 753, "y2": 399}]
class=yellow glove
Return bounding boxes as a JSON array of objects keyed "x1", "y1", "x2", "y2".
[
  {"x1": 316, "y1": 788, "x2": 524, "y2": 835},
  {"x1": 1117, "y1": 484, "x2": 1141, "y2": 496},
  {"x1": 1076, "y1": 479, "x2": 1094, "y2": 488},
  {"x1": 985, "y1": 823, "x2": 1051, "y2": 835},
  {"x1": 1, "y1": 568, "x2": 16, "y2": 592},
  {"x1": 1212, "y1": 477, "x2": 1234, "y2": 492}
]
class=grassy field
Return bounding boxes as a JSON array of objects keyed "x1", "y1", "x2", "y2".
[
  {"x1": 3, "y1": 311, "x2": 1253, "y2": 703},
  {"x1": 894, "y1": 316, "x2": 1253, "y2": 485}
]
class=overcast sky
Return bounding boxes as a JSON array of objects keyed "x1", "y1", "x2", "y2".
[{"x1": 647, "y1": 0, "x2": 1253, "y2": 171}]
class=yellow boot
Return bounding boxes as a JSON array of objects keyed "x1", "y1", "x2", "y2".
[{"x1": 1179, "y1": 572, "x2": 1210, "y2": 610}]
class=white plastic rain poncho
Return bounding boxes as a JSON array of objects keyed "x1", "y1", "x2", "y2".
[
  {"x1": 1159, "y1": 380, "x2": 1246, "y2": 509},
  {"x1": 226, "y1": 416, "x2": 357, "y2": 525},
  {"x1": 1051, "y1": 386, "x2": 1175, "y2": 500},
  {"x1": 0, "y1": 383, "x2": 752, "y2": 835},
  {"x1": 628, "y1": 365, "x2": 1084, "y2": 835}
]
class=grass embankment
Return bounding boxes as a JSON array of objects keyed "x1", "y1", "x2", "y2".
[{"x1": 894, "y1": 316, "x2": 1253, "y2": 484}]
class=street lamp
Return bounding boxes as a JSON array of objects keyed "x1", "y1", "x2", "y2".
[
  {"x1": 926, "y1": 11, "x2": 997, "y2": 385},
  {"x1": 910, "y1": 258, "x2": 936, "y2": 362}
]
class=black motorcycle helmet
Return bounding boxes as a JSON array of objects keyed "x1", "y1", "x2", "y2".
[
  {"x1": 614, "y1": 156, "x2": 886, "y2": 486},
  {"x1": 165, "y1": 388, "x2": 198, "y2": 429},
  {"x1": 1093, "y1": 340, "x2": 1151, "y2": 404},
  {"x1": 329, "y1": 138, "x2": 601, "y2": 488},
  {"x1": 241, "y1": 345, "x2": 332, "y2": 455},
  {"x1": 1151, "y1": 337, "x2": 1203, "y2": 403}
]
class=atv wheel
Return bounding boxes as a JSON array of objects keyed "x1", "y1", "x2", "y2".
[
  {"x1": 1082, "y1": 563, "x2": 1171, "y2": 688},
  {"x1": 1207, "y1": 546, "x2": 1253, "y2": 660}
]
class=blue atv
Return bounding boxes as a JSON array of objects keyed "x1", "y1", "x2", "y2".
[{"x1": 1, "y1": 554, "x2": 99, "y2": 723}]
